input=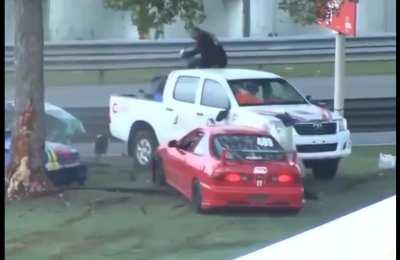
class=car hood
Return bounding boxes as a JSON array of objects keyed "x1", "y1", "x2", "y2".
[
  {"x1": 45, "y1": 141, "x2": 78, "y2": 154},
  {"x1": 5, "y1": 138, "x2": 78, "y2": 155},
  {"x1": 246, "y1": 104, "x2": 339, "y2": 123}
]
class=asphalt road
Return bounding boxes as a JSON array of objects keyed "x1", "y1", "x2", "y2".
[{"x1": 5, "y1": 75, "x2": 396, "y2": 108}]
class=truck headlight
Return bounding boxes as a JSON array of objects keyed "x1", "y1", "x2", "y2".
[{"x1": 336, "y1": 119, "x2": 347, "y2": 131}]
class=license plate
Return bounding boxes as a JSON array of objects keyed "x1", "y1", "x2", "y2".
[
  {"x1": 248, "y1": 194, "x2": 268, "y2": 203},
  {"x1": 253, "y1": 166, "x2": 268, "y2": 174}
]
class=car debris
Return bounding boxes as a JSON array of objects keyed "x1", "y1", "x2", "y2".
[{"x1": 378, "y1": 153, "x2": 396, "y2": 169}]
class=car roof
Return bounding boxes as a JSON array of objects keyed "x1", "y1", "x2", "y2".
[
  {"x1": 172, "y1": 68, "x2": 281, "y2": 81},
  {"x1": 196, "y1": 125, "x2": 268, "y2": 136}
]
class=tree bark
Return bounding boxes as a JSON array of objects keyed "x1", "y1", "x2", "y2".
[{"x1": 5, "y1": 0, "x2": 55, "y2": 200}]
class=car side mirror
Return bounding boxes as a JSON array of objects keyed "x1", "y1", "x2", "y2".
[
  {"x1": 306, "y1": 95, "x2": 312, "y2": 102},
  {"x1": 216, "y1": 110, "x2": 228, "y2": 122},
  {"x1": 168, "y1": 140, "x2": 178, "y2": 148},
  {"x1": 216, "y1": 102, "x2": 231, "y2": 122}
]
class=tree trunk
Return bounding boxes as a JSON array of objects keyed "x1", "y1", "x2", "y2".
[
  {"x1": 138, "y1": 30, "x2": 150, "y2": 40},
  {"x1": 5, "y1": 0, "x2": 55, "y2": 200}
]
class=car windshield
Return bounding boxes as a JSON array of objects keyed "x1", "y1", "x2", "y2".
[
  {"x1": 228, "y1": 78, "x2": 308, "y2": 106},
  {"x1": 4, "y1": 102, "x2": 86, "y2": 144},
  {"x1": 213, "y1": 134, "x2": 285, "y2": 161}
]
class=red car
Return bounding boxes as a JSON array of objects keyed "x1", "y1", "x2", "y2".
[{"x1": 153, "y1": 126, "x2": 304, "y2": 213}]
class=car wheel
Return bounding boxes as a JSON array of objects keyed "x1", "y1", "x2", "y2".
[
  {"x1": 152, "y1": 156, "x2": 166, "y2": 186},
  {"x1": 192, "y1": 180, "x2": 204, "y2": 214},
  {"x1": 131, "y1": 130, "x2": 158, "y2": 172},
  {"x1": 312, "y1": 159, "x2": 340, "y2": 180}
]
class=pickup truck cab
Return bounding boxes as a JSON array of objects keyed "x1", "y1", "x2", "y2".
[{"x1": 110, "y1": 69, "x2": 351, "y2": 179}]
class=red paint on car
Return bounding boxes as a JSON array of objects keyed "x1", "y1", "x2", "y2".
[{"x1": 155, "y1": 126, "x2": 304, "y2": 212}]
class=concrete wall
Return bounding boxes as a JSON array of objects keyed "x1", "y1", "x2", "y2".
[
  {"x1": 274, "y1": 4, "x2": 329, "y2": 36},
  {"x1": 386, "y1": 0, "x2": 396, "y2": 32},
  {"x1": 249, "y1": 0, "x2": 276, "y2": 37},
  {"x1": 48, "y1": 0, "x2": 137, "y2": 41},
  {"x1": 5, "y1": 0, "x2": 15, "y2": 43},
  {"x1": 4, "y1": 0, "x2": 397, "y2": 42},
  {"x1": 154, "y1": 0, "x2": 243, "y2": 39},
  {"x1": 48, "y1": 0, "x2": 242, "y2": 41},
  {"x1": 357, "y1": 0, "x2": 396, "y2": 34}
]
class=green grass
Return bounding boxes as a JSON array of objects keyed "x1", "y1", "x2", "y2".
[
  {"x1": 5, "y1": 145, "x2": 396, "y2": 260},
  {"x1": 5, "y1": 60, "x2": 395, "y2": 88}
]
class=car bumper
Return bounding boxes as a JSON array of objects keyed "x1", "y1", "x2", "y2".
[
  {"x1": 199, "y1": 182, "x2": 304, "y2": 210},
  {"x1": 295, "y1": 130, "x2": 352, "y2": 160},
  {"x1": 46, "y1": 165, "x2": 87, "y2": 186}
]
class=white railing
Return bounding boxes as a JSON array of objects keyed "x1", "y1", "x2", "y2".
[{"x1": 5, "y1": 34, "x2": 396, "y2": 71}]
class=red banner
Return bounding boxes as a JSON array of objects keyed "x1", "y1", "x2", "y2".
[{"x1": 317, "y1": 0, "x2": 357, "y2": 36}]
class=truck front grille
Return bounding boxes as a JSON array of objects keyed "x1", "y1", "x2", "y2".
[
  {"x1": 296, "y1": 143, "x2": 337, "y2": 153},
  {"x1": 294, "y1": 122, "x2": 337, "y2": 135}
]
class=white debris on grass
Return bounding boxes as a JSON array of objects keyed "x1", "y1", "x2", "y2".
[{"x1": 378, "y1": 153, "x2": 396, "y2": 169}]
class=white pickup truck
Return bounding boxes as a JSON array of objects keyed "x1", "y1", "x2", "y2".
[{"x1": 109, "y1": 69, "x2": 351, "y2": 179}]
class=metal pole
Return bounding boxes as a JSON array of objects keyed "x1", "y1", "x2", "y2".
[{"x1": 334, "y1": 32, "x2": 345, "y2": 116}]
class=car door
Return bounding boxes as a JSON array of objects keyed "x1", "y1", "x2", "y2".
[
  {"x1": 196, "y1": 79, "x2": 231, "y2": 125},
  {"x1": 179, "y1": 132, "x2": 208, "y2": 198},
  {"x1": 164, "y1": 130, "x2": 202, "y2": 194},
  {"x1": 168, "y1": 76, "x2": 202, "y2": 139}
]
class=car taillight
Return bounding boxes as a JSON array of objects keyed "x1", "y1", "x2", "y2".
[
  {"x1": 224, "y1": 173, "x2": 241, "y2": 182},
  {"x1": 278, "y1": 174, "x2": 292, "y2": 183},
  {"x1": 267, "y1": 171, "x2": 299, "y2": 184}
]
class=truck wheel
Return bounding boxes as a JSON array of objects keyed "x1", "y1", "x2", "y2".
[
  {"x1": 152, "y1": 156, "x2": 166, "y2": 186},
  {"x1": 192, "y1": 180, "x2": 204, "y2": 214},
  {"x1": 131, "y1": 130, "x2": 158, "y2": 172},
  {"x1": 312, "y1": 159, "x2": 340, "y2": 180}
]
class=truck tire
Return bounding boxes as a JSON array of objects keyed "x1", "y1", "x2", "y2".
[
  {"x1": 152, "y1": 156, "x2": 166, "y2": 186},
  {"x1": 131, "y1": 130, "x2": 158, "y2": 172},
  {"x1": 192, "y1": 180, "x2": 205, "y2": 214},
  {"x1": 311, "y1": 159, "x2": 340, "y2": 180}
]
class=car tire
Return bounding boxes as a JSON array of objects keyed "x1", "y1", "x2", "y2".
[
  {"x1": 192, "y1": 180, "x2": 204, "y2": 214},
  {"x1": 312, "y1": 159, "x2": 340, "y2": 180},
  {"x1": 131, "y1": 130, "x2": 158, "y2": 172},
  {"x1": 152, "y1": 156, "x2": 166, "y2": 186}
]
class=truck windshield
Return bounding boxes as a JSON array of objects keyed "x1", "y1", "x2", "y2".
[
  {"x1": 228, "y1": 78, "x2": 308, "y2": 106},
  {"x1": 213, "y1": 134, "x2": 285, "y2": 161}
]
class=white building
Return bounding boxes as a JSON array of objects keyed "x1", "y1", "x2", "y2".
[{"x1": 4, "y1": 0, "x2": 396, "y2": 43}]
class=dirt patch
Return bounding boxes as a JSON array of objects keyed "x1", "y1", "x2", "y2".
[
  {"x1": 61, "y1": 196, "x2": 133, "y2": 226},
  {"x1": 62, "y1": 208, "x2": 93, "y2": 226},
  {"x1": 6, "y1": 230, "x2": 64, "y2": 256}
]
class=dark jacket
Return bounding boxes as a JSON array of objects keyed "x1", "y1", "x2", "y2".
[{"x1": 183, "y1": 29, "x2": 227, "y2": 68}]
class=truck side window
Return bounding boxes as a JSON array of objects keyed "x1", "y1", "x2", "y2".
[
  {"x1": 201, "y1": 79, "x2": 229, "y2": 109},
  {"x1": 173, "y1": 76, "x2": 200, "y2": 103}
]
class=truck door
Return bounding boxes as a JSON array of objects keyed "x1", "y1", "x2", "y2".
[
  {"x1": 196, "y1": 79, "x2": 231, "y2": 126},
  {"x1": 167, "y1": 76, "x2": 202, "y2": 139}
]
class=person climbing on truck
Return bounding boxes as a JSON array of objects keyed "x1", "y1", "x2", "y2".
[{"x1": 180, "y1": 26, "x2": 227, "y2": 68}]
